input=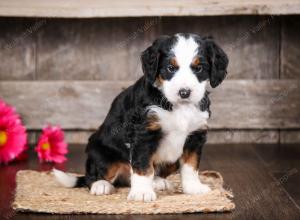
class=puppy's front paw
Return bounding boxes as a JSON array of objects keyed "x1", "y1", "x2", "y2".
[
  {"x1": 90, "y1": 180, "x2": 115, "y2": 195},
  {"x1": 183, "y1": 182, "x2": 211, "y2": 195},
  {"x1": 127, "y1": 187, "x2": 157, "y2": 202},
  {"x1": 153, "y1": 176, "x2": 173, "y2": 191}
]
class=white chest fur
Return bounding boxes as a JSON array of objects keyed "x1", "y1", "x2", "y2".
[{"x1": 148, "y1": 104, "x2": 209, "y2": 163}]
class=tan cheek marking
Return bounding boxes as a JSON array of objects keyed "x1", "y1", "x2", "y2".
[
  {"x1": 181, "y1": 151, "x2": 199, "y2": 170},
  {"x1": 155, "y1": 74, "x2": 164, "y2": 87}
]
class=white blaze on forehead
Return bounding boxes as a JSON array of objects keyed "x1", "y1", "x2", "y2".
[
  {"x1": 161, "y1": 34, "x2": 206, "y2": 104},
  {"x1": 172, "y1": 35, "x2": 198, "y2": 66}
]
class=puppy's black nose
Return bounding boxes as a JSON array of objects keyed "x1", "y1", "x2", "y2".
[{"x1": 178, "y1": 88, "x2": 191, "y2": 99}]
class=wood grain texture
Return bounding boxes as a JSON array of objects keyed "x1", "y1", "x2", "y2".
[
  {"x1": 36, "y1": 18, "x2": 159, "y2": 81},
  {"x1": 27, "y1": 130, "x2": 94, "y2": 145},
  {"x1": 280, "y1": 130, "x2": 300, "y2": 144},
  {"x1": 207, "y1": 130, "x2": 279, "y2": 144},
  {"x1": 203, "y1": 144, "x2": 300, "y2": 220},
  {"x1": 27, "y1": 129, "x2": 279, "y2": 144},
  {"x1": 281, "y1": 16, "x2": 300, "y2": 79},
  {"x1": 0, "y1": 81, "x2": 130, "y2": 130},
  {"x1": 0, "y1": 0, "x2": 299, "y2": 18},
  {"x1": 34, "y1": 16, "x2": 279, "y2": 80},
  {"x1": 209, "y1": 80, "x2": 300, "y2": 129},
  {"x1": 1, "y1": 144, "x2": 300, "y2": 219},
  {"x1": 1, "y1": 80, "x2": 299, "y2": 130},
  {"x1": 160, "y1": 16, "x2": 280, "y2": 79},
  {"x1": 27, "y1": 132, "x2": 37, "y2": 145},
  {"x1": 0, "y1": 18, "x2": 37, "y2": 80},
  {"x1": 272, "y1": 171, "x2": 300, "y2": 209}
]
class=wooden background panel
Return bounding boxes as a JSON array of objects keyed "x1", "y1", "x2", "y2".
[
  {"x1": 0, "y1": 18, "x2": 37, "y2": 80},
  {"x1": 281, "y1": 16, "x2": 300, "y2": 79},
  {"x1": 209, "y1": 80, "x2": 300, "y2": 129},
  {"x1": 36, "y1": 18, "x2": 160, "y2": 81},
  {"x1": 0, "y1": 80, "x2": 299, "y2": 130},
  {"x1": 27, "y1": 130, "x2": 280, "y2": 145},
  {"x1": 207, "y1": 130, "x2": 279, "y2": 144},
  {"x1": 280, "y1": 130, "x2": 300, "y2": 143},
  {"x1": 33, "y1": 16, "x2": 280, "y2": 81},
  {"x1": 160, "y1": 16, "x2": 280, "y2": 79},
  {"x1": 0, "y1": 81, "x2": 130, "y2": 130},
  {"x1": 0, "y1": 0, "x2": 299, "y2": 18},
  {"x1": 27, "y1": 130, "x2": 93, "y2": 145}
]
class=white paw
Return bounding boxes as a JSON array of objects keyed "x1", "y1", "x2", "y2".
[
  {"x1": 127, "y1": 187, "x2": 157, "y2": 202},
  {"x1": 90, "y1": 180, "x2": 115, "y2": 195},
  {"x1": 153, "y1": 176, "x2": 173, "y2": 191},
  {"x1": 183, "y1": 182, "x2": 211, "y2": 195}
]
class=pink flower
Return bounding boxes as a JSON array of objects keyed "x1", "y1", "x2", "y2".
[
  {"x1": 35, "y1": 125, "x2": 68, "y2": 163},
  {"x1": 0, "y1": 99, "x2": 28, "y2": 164}
]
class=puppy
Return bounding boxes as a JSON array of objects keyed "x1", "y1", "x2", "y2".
[{"x1": 54, "y1": 33, "x2": 228, "y2": 202}]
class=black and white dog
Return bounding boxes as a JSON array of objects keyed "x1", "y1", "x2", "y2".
[{"x1": 54, "y1": 33, "x2": 228, "y2": 202}]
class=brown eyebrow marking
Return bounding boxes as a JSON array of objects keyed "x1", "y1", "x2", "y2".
[
  {"x1": 170, "y1": 57, "x2": 179, "y2": 67},
  {"x1": 191, "y1": 56, "x2": 201, "y2": 66}
]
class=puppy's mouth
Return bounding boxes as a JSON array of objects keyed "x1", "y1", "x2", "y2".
[
  {"x1": 178, "y1": 99, "x2": 190, "y2": 103},
  {"x1": 176, "y1": 98, "x2": 193, "y2": 105}
]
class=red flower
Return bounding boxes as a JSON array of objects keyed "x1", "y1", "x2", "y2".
[
  {"x1": 0, "y1": 99, "x2": 28, "y2": 164},
  {"x1": 35, "y1": 125, "x2": 68, "y2": 163}
]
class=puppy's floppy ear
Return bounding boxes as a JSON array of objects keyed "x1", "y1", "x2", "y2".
[
  {"x1": 141, "y1": 36, "x2": 169, "y2": 84},
  {"x1": 205, "y1": 37, "x2": 229, "y2": 88}
]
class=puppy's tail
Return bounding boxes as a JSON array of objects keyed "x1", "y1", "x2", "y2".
[{"x1": 53, "y1": 168, "x2": 86, "y2": 188}]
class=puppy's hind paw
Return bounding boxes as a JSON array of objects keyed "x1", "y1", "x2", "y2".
[
  {"x1": 90, "y1": 180, "x2": 115, "y2": 195},
  {"x1": 153, "y1": 176, "x2": 173, "y2": 191}
]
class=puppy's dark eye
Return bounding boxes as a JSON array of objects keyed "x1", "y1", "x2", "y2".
[
  {"x1": 193, "y1": 65, "x2": 203, "y2": 73},
  {"x1": 167, "y1": 65, "x2": 177, "y2": 73}
]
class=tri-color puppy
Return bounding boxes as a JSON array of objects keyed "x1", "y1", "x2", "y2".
[{"x1": 54, "y1": 33, "x2": 228, "y2": 202}]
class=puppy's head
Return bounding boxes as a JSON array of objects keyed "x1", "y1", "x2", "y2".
[{"x1": 141, "y1": 34, "x2": 228, "y2": 104}]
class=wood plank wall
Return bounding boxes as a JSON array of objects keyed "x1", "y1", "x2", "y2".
[{"x1": 0, "y1": 16, "x2": 299, "y2": 144}]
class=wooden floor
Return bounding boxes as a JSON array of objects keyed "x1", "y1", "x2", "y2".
[{"x1": 0, "y1": 144, "x2": 299, "y2": 220}]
